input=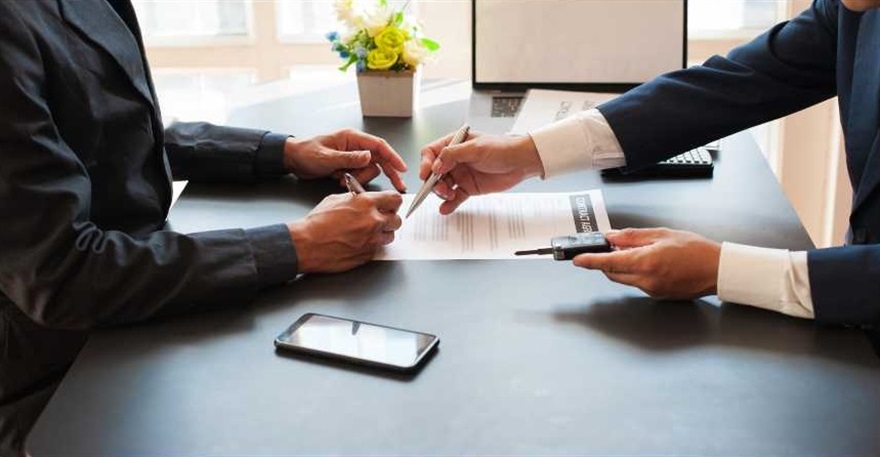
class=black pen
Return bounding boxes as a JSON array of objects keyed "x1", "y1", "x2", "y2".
[{"x1": 344, "y1": 172, "x2": 366, "y2": 195}]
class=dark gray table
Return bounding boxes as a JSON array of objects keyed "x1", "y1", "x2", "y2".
[{"x1": 28, "y1": 80, "x2": 880, "y2": 456}]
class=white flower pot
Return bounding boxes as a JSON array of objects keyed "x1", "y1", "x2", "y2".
[{"x1": 356, "y1": 69, "x2": 419, "y2": 118}]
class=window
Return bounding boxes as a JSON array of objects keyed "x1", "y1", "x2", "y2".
[
  {"x1": 132, "y1": 0, "x2": 251, "y2": 45},
  {"x1": 275, "y1": 0, "x2": 412, "y2": 43},
  {"x1": 688, "y1": 0, "x2": 786, "y2": 39},
  {"x1": 276, "y1": 0, "x2": 338, "y2": 42}
]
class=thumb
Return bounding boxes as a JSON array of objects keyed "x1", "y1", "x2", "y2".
[
  {"x1": 433, "y1": 143, "x2": 478, "y2": 175},
  {"x1": 328, "y1": 149, "x2": 372, "y2": 169}
]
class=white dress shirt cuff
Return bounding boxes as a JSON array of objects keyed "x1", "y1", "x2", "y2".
[
  {"x1": 717, "y1": 242, "x2": 814, "y2": 319},
  {"x1": 529, "y1": 109, "x2": 626, "y2": 179}
]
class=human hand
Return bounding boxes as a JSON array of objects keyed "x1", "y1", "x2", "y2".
[
  {"x1": 284, "y1": 129, "x2": 407, "y2": 192},
  {"x1": 286, "y1": 191, "x2": 403, "y2": 273},
  {"x1": 419, "y1": 130, "x2": 544, "y2": 215},
  {"x1": 572, "y1": 228, "x2": 721, "y2": 299}
]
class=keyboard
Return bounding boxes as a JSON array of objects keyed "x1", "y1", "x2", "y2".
[
  {"x1": 491, "y1": 96, "x2": 524, "y2": 118},
  {"x1": 602, "y1": 146, "x2": 714, "y2": 178}
]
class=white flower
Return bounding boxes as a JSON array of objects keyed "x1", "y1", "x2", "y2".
[
  {"x1": 363, "y1": 4, "x2": 393, "y2": 37},
  {"x1": 334, "y1": 0, "x2": 364, "y2": 28},
  {"x1": 402, "y1": 40, "x2": 428, "y2": 68}
]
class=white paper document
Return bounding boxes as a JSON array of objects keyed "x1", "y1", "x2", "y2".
[
  {"x1": 509, "y1": 89, "x2": 619, "y2": 135},
  {"x1": 375, "y1": 191, "x2": 611, "y2": 260}
]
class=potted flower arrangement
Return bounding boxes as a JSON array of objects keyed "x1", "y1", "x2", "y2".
[{"x1": 327, "y1": 0, "x2": 439, "y2": 117}]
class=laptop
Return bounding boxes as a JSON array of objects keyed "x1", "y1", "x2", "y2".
[{"x1": 468, "y1": 0, "x2": 688, "y2": 133}]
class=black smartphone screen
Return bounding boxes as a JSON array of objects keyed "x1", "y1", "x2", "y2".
[{"x1": 274, "y1": 313, "x2": 439, "y2": 371}]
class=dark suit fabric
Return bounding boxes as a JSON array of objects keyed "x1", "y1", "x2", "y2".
[
  {"x1": 599, "y1": 0, "x2": 880, "y2": 327},
  {"x1": 0, "y1": 0, "x2": 299, "y2": 454}
]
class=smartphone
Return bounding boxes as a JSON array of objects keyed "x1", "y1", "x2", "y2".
[{"x1": 274, "y1": 313, "x2": 440, "y2": 372}]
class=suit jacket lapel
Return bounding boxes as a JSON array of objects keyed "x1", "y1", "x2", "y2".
[
  {"x1": 847, "y1": 11, "x2": 880, "y2": 214},
  {"x1": 58, "y1": 0, "x2": 155, "y2": 108}
]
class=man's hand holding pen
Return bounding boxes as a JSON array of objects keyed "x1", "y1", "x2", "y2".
[
  {"x1": 418, "y1": 130, "x2": 545, "y2": 215},
  {"x1": 282, "y1": 130, "x2": 406, "y2": 274},
  {"x1": 287, "y1": 190, "x2": 403, "y2": 273}
]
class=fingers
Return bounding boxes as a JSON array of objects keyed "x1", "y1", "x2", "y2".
[
  {"x1": 360, "y1": 190, "x2": 404, "y2": 212},
  {"x1": 326, "y1": 149, "x2": 372, "y2": 169},
  {"x1": 383, "y1": 212, "x2": 403, "y2": 231},
  {"x1": 420, "y1": 133, "x2": 454, "y2": 180},
  {"x1": 438, "y1": 186, "x2": 470, "y2": 215},
  {"x1": 374, "y1": 231, "x2": 396, "y2": 246},
  {"x1": 604, "y1": 228, "x2": 669, "y2": 249},
  {"x1": 419, "y1": 154, "x2": 434, "y2": 181},
  {"x1": 381, "y1": 164, "x2": 407, "y2": 193},
  {"x1": 432, "y1": 176, "x2": 455, "y2": 200},
  {"x1": 347, "y1": 163, "x2": 382, "y2": 186},
  {"x1": 432, "y1": 142, "x2": 478, "y2": 176},
  {"x1": 343, "y1": 130, "x2": 408, "y2": 192},
  {"x1": 343, "y1": 129, "x2": 407, "y2": 171},
  {"x1": 572, "y1": 250, "x2": 638, "y2": 275}
]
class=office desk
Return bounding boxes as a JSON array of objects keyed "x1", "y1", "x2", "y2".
[{"x1": 28, "y1": 80, "x2": 880, "y2": 456}]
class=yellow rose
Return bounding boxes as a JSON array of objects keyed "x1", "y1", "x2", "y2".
[
  {"x1": 366, "y1": 48, "x2": 399, "y2": 70},
  {"x1": 374, "y1": 26, "x2": 407, "y2": 53}
]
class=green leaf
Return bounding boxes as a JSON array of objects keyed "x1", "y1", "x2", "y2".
[
  {"x1": 379, "y1": 0, "x2": 387, "y2": 7},
  {"x1": 339, "y1": 54, "x2": 358, "y2": 72},
  {"x1": 393, "y1": 11, "x2": 403, "y2": 26},
  {"x1": 421, "y1": 38, "x2": 440, "y2": 51}
]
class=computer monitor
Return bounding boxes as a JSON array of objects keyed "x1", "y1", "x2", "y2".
[{"x1": 472, "y1": 0, "x2": 687, "y2": 92}]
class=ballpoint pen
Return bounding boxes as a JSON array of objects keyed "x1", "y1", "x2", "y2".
[
  {"x1": 405, "y1": 123, "x2": 470, "y2": 218},
  {"x1": 343, "y1": 172, "x2": 366, "y2": 195}
]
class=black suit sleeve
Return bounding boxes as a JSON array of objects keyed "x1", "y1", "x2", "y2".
[
  {"x1": 164, "y1": 122, "x2": 289, "y2": 182},
  {"x1": 0, "y1": 8, "x2": 297, "y2": 331}
]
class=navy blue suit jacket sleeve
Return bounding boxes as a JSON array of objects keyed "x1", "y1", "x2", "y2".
[
  {"x1": 601, "y1": 0, "x2": 879, "y2": 326},
  {"x1": 599, "y1": 0, "x2": 838, "y2": 170}
]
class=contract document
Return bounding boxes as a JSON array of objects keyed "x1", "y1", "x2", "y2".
[{"x1": 376, "y1": 190, "x2": 611, "y2": 260}]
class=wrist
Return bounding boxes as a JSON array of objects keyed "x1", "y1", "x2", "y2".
[
  {"x1": 286, "y1": 221, "x2": 315, "y2": 273},
  {"x1": 703, "y1": 241, "x2": 722, "y2": 296},
  {"x1": 283, "y1": 137, "x2": 308, "y2": 175},
  {"x1": 515, "y1": 135, "x2": 545, "y2": 179}
]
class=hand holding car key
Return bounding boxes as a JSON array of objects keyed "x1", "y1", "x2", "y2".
[{"x1": 515, "y1": 232, "x2": 612, "y2": 260}]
